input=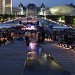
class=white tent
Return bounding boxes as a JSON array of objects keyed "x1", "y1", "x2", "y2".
[
  {"x1": 53, "y1": 25, "x2": 69, "y2": 29},
  {"x1": 0, "y1": 25, "x2": 11, "y2": 29},
  {"x1": 0, "y1": 24, "x2": 11, "y2": 29}
]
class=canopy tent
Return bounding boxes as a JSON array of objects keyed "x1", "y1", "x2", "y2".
[{"x1": 53, "y1": 25, "x2": 69, "y2": 29}]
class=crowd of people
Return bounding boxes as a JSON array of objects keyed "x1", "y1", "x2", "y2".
[
  {"x1": 51, "y1": 29, "x2": 75, "y2": 46},
  {"x1": 24, "y1": 26, "x2": 45, "y2": 46},
  {"x1": 0, "y1": 25, "x2": 75, "y2": 48},
  {"x1": 0, "y1": 26, "x2": 46, "y2": 46},
  {"x1": 0, "y1": 29, "x2": 13, "y2": 46}
]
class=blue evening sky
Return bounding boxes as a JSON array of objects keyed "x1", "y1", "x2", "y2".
[{"x1": 12, "y1": 0, "x2": 74, "y2": 7}]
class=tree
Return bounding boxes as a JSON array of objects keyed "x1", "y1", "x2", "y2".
[{"x1": 65, "y1": 16, "x2": 75, "y2": 26}]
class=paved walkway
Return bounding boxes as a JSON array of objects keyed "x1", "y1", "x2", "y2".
[
  {"x1": 42, "y1": 41, "x2": 75, "y2": 75},
  {"x1": 0, "y1": 40, "x2": 27, "y2": 75},
  {"x1": 0, "y1": 40, "x2": 75, "y2": 75}
]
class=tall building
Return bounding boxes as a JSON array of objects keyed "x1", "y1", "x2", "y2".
[
  {"x1": 0, "y1": 0, "x2": 5, "y2": 14},
  {"x1": 5, "y1": 0, "x2": 12, "y2": 14},
  {"x1": 0, "y1": 0, "x2": 12, "y2": 14}
]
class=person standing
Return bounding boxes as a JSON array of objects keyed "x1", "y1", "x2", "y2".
[
  {"x1": 40, "y1": 27, "x2": 45, "y2": 44},
  {"x1": 25, "y1": 31, "x2": 31, "y2": 46},
  {"x1": 0, "y1": 33, "x2": 3, "y2": 46},
  {"x1": 37, "y1": 31, "x2": 41, "y2": 44},
  {"x1": 0, "y1": 38, "x2": 1, "y2": 46}
]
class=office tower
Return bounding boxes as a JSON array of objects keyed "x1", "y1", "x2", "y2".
[{"x1": 0, "y1": 0, "x2": 12, "y2": 14}]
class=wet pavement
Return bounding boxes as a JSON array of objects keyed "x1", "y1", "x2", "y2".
[
  {"x1": 42, "y1": 40, "x2": 75, "y2": 75},
  {"x1": 24, "y1": 58, "x2": 70, "y2": 75},
  {"x1": 0, "y1": 39, "x2": 75, "y2": 75},
  {"x1": 0, "y1": 40, "x2": 27, "y2": 75}
]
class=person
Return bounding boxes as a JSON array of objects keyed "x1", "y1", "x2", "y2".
[
  {"x1": 0, "y1": 38, "x2": 1, "y2": 46},
  {"x1": 0, "y1": 33, "x2": 3, "y2": 46},
  {"x1": 29, "y1": 33, "x2": 37, "y2": 43},
  {"x1": 67, "y1": 35, "x2": 73, "y2": 45},
  {"x1": 2, "y1": 38, "x2": 7, "y2": 45},
  {"x1": 25, "y1": 31, "x2": 31, "y2": 46},
  {"x1": 58, "y1": 36, "x2": 63, "y2": 45},
  {"x1": 64, "y1": 34, "x2": 68, "y2": 43},
  {"x1": 41, "y1": 27, "x2": 45, "y2": 44},
  {"x1": 6, "y1": 34, "x2": 13, "y2": 44},
  {"x1": 36, "y1": 31, "x2": 41, "y2": 44}
]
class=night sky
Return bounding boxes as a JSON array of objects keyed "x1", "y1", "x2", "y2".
[{"x1": 12, "y1": 0, "x2": 74, "y2": 7}]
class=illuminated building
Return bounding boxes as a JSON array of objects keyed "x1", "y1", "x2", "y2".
[
  {"x1": 0, "y1": 0, "x2": 12, "y2": 14},
  {"x1": 49, "y1": 5, "x2": 75, "y2": 15},
  {"x1": 26, "y1": 4, "x2": 37, "y2": 16}
]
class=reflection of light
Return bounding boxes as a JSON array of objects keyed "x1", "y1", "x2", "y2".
[
  {"x1": 44, "y1": 54, "x2": 47, "y2": 58},
  {"x1": 54, "y1": 44, "x2": 70, "y2": 50},
  {"x1": 50, "y1": 60, "x2": 61, "y2": 69},
  {"x1": 64, "y1": 25, "x2": 67, "y2": 26},
  {"x1": 27, "y1": 51, "x2": 36, "y2": 60},
  {"x1": 31, "y1": 26, "x2": 35, "y2": 29},
  {"x1": 63, "y1": 47, "x2": 70, "y2": 50},
  {"x1": 69, "y1": 46, "x2": 72, "y2": 49},
  {"x1": 27, "y1": 51, "x2": 36, "y2": 55},
  {"x1": 27, "y1": 58, "x2": 35, "y2": 60},
  {"x1": 49, "y1": 54, "x2": 50, "y2": 57},
  {"x1": 29, "y1": 42, "x2": 37, "y2": 50}
]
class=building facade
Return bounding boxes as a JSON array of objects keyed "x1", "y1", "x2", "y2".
[
  {"x1": 5, "y1": 0, "x2": 12, "y2": 14},
  {"x1": 12, "y1": 7, "x2": 20, "y2": 15},
  {"x1": 12, "y1": 3, "x2": 26, "y2": 16},
  {"x1": 0, "y1": 0, "x2": 5, "y2": 14},
  {"x1": 12, "y1": 3, "x2": 38, "y2": 16},
  {"x1": 38, "y1": 3, "x2": 46, "y2": 15},
  {"x1": 26, "y1": 4, "x2": 37, "y2": 16},
  {"x1": 19, "y1": 3, "x2": 26, "y2": 15},
  {"x1": 0, "y1": 0, "x2": 12, "y2": 14}
]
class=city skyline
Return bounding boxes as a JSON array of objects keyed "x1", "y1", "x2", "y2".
[{"x1": 12, "y1": 0, "x2": 74, "y2": 7}]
